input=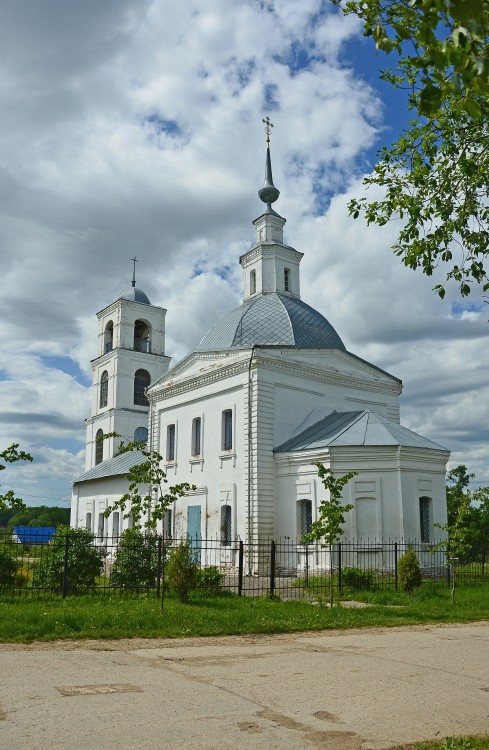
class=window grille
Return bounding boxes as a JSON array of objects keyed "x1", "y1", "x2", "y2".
[
  {"x1": 134, "y1": 369, "x2": 150, "y2": 406},
  {"x1": 299, "y1": 499, "x2": 312, "y2": 540},
  {"x1": 99, "y1": 371, "x2": 108, "y2": 408},
  {"x1": 419, "y1": 496, "x2": 431, "y2": 543},
  {"x1": 221, "y1": 505, "x2": 232, "y2": 546},
  {"x1": 167, "y1": 424, "x2": 176, "y2": 461},
  {"x1": 223, "y1": 410, "x2": 233, "y2": 451}
]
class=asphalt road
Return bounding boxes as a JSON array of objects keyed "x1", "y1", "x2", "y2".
[{"x1": 1, "y1": 623, "x2": 489, "y2": 749}]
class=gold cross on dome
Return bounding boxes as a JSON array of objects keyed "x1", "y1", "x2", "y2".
[{"x1": 262, "y1": 116, "x2": 274, "y2": 144}]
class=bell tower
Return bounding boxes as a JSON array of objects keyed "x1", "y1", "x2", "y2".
[{"x1": 85, "y1": 260, "x2": 171, "y2": 470}]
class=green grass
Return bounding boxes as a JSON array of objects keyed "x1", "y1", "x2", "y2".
[
  {"x1": 0, "y1": 582, "x2": 488, "y2": 643},
  {"x1": 392, "y1": 737, "x2": 489, "y2": 749}
]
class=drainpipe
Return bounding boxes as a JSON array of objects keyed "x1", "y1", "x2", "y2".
[{"x1": 247, "y1": 345, "x2": 256, "y2": 574}]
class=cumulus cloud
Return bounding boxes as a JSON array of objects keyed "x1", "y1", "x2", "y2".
[{"x1": 1, "y1": 0, "x2": 487, "y2": 507}]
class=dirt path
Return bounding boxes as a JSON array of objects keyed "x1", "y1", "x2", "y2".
[{"x1": 1, "y1": 622, "x2": 488, "y2": 749}]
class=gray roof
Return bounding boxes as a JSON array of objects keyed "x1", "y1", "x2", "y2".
[
  {"x1": 197, "y1": 292, "x2": 345, "y2": 351},
  {"x1": 274, "y1": 410, "x2": 448, "y2": 452},
  {"x1": 74, "y1": 450, "x2": 145, "y2": 484},
  {"x1": 117, "y1": 286, "x2": 151, "y2": 305}
]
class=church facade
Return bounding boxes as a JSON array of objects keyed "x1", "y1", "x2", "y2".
[{"x1": 71, "y1": 140, "x2": 449, "y2": 556}]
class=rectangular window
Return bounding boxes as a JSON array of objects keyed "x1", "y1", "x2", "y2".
[
  {"x1": 167, "y1": 424, "x2": 176, "y2": 461},
  {"x1": 192, "y1": 417, "x2": 201, "y2": 456},
  {"x1": 164, "y1": 509, "x2": 172, "y2": 540},
  {"x1": 222, "y1": 409, "x2": 233, "y2": 451},
  {"x1": 97, "y1": 512, "x2": 105, "y2": 539},
  {"x1": 85, "y1": 512, "x2": 92, "y2": 531},
  {"x1": 419, "y1": 496, "x2": 431, "y2": 543},
  {"x1": 112, "y1": 512, "x2": 120, "y2": 543}
]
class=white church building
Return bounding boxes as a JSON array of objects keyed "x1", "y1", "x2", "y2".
[{"x1": 71, "y1": 137, "x2": 449, "y2": 555}]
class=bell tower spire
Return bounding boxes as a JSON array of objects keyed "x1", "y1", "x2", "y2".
[{"x1": 240, "y1": 118, "x2": 303, "y2": 301}]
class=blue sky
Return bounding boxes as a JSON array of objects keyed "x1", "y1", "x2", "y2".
[{"x1": 0, "y1": 0, "x2": 487, "y2": 508}]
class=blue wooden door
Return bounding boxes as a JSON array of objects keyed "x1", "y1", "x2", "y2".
[{"x1": 187, "y1": 505, "x2": 202, "y2": 563}]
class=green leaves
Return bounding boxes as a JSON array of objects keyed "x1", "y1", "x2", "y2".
[
  {"x1": 104, "y1": 438, "x2": 195, "y2": 530},
  {"x1": 303, "y1": 463, "x2": 356, "y2": 548},
  {"x1": 0, "y1": 444, "x2": 33, "y2": 513},
  {"x1": 336, "y1": 0, "x2": 489, "y2": 295}
]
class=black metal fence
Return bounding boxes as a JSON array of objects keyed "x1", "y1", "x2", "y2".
[{"x1": 1, "y1": 531, "x2": 488, "y2": 599}]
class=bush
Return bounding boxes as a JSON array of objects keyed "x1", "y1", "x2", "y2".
[
  {"x1": 166, "y1": 539, "x2": 198, "y2": 603},
  {"x1": 341, "y1": 567, "x2": 374, "y2": 591},
  {"x1": 398, "y1": 547, "x2": 422, "y2": 592},
  {"x1": 0, "y1": 539, "x2": 19, "y2": 587},
  {"x1": 196, "y1": 566, "x2": 225, "y2": 595},
  {"x1": 32, "y1": 526, "x2": 106, "y2": 594},
  {"x1": 111, "y1": 529, "x2": 160, "y2": 592}
]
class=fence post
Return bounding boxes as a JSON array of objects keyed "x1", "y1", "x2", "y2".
[
  {"x1": 394, "y1": 542, "x2": 398, "y2": 592},
  {"x1": 161, "y1": 540, "x2": 166, "y2": 611},
  {"x1": 305, "y1": 543, "x2": 309, "y2": 588},
  {"x1": 338, "y1": 542, "x2": 342, "y2": 595},
  {"x1": 269, "y1": 540, "x2": 276, "y2": 599},
  {"x1": 238, "y1": 540, "x2": 244, "y2": 596},
  {"x1": 156, "y1": 536, "x2": 162, "y2": 598},
  {"x1": 62, "y1": 532, "x2": 69, "y2": 598}
]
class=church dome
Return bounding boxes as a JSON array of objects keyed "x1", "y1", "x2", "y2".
[
  {"x1": 197, "y1": 292, "x2": 345, "y2": 351},
  {"x1": 116, "y1": 286, "x2": 151, "y2": 305}
]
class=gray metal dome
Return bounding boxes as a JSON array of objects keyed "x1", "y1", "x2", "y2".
[
  {"x1": 116, "y1": 286, "x2": 151, "y2": 305},
  {"x1": 197, "y1": 292, "x2": 345, "y2": 351}
]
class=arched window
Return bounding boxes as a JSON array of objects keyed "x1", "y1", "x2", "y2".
[
  {"x1": 134, "y1": 426, "x2": 148, "y2": 444},
  {"x1": 134, "y1": 369, "x2": 150, "y2": 406},
  {"x1": 250, "y1": 269, "x2": 256, "y2": 295},
  {"x1": 134, "y1": 320, "x2": 152, "y2": 353},
  {"x1": 104, "y1": 321, "x2": 113, "y2": 353},
  {"x1": 221, "y1": 505, "x2": 232, "y2": 546},
  {"x1": 99, "y1": 371, "x2": 109, "y2": 408},
  {"x1": 95, "y1": 429, "x2": 104, "y2": 465},
  {"x1": 284, "y1": 267, "x2": 291, "y2": 292},
  {"x1": 298, "y1": 499, "x2": 312, "y2": 541},
  {"x1": 419, "y1": 496, "x2": 432, "y2": 543}
]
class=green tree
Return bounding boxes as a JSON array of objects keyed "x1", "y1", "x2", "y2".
[
  {"x1": 103, "y1": 437, "x2": 195, "y2": 530},
  {"x1": 441, "y1": 465, "x2": 489, "y2": 556},
  {"x1": 32, "y1": 526, "x2": 105, "y2": 594},
  {"x1": 7, "y1": 505, "x2": 70, "y2": 530},
  {"x1": 334, "y1": 0, "x2": 489, "y2": 297},
  {"x1": 304, "y1": 462, "x2": 356, "y2": 607},
  {"x1": 110, "y1": 528, "x2": 160, "y2": 592},
  {"x1": 0, "y1": 444, "x2": 33, "y2": 512}
]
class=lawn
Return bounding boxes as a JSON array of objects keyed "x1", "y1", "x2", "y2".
[{"x1": 0, "y1": 582, "x2": 488, "y2": 643}]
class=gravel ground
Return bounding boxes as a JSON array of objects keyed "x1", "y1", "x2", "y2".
[{"x1": 1, "y1": 622, "x2": 489, "y2": 749}]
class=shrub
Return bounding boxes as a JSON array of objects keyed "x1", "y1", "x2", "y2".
[
  {"x1": 111, "y1": 529, "x2": 160, "y2": 592},
  {"x1": 32, "y1": 526, "x2": 105, "y2": 594},
  {"x1": 341, "y1": 567, "x2": 374, "y2": 591},
  {"x1": 398, "y1": 547, "x2": 422, "y2": 592},
  {"x1": 0, "y1": 539, "x2": 19, "y2": 586},
  {"x1": 196, "y1": 566, "x2": 225, "y2": 595},
  {"x1": 166, "y1": 538, "x2": 198, "y2": 602}
]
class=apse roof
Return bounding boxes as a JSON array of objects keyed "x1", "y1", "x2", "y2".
[
  {"x1": 197, "y1": 292, "x2": 346, "y2": 351},
  {"x1": 274, "y1": 410, "x2": 448, "y2": 452},
  {"x1": 116, "y1": 286, "x2": 151, "y2": 305},
  {"x1": 74, "y1": 450, "x2": 145, "y2": 484}
]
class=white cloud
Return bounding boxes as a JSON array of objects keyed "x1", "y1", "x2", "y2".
[{"x1": 1, "y1": 0, "x2": 487, "y2": 508}]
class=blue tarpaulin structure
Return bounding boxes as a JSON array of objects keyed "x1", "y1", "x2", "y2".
[{"x1": 12, "y1": 526, "x2": 56, "y2": 544}]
